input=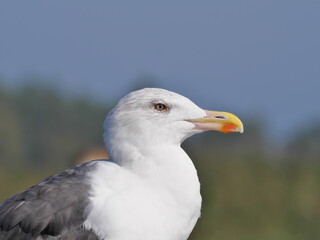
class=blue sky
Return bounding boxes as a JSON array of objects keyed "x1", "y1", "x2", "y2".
[{"x1": 0, "y1": 0, "x2": 319, "y2": 142}]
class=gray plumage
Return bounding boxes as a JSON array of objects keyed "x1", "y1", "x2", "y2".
[{"x1": 0, "y1": 161, "x2": 103, "y2": 240}]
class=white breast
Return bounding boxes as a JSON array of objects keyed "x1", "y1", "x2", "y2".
[{"x1": 84, "y1": 147, "x2": 201, "y2": 240}]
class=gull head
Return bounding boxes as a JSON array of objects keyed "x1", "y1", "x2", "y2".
[{"x1": 104, "y1": 88, "x2": 243, "y2": 160}]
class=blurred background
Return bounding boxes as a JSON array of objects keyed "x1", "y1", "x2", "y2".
[{"x1": 1, "y1": 0, "x2": 320, "y2": 239}]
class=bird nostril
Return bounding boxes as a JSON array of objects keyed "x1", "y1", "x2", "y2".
[{"x1": 215, "y1": 116, "x2": 225, "y2": 119}]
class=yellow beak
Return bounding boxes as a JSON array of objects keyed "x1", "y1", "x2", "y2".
[{"x1": 187, "y1": 110, "x2": 244, "y2": 133}]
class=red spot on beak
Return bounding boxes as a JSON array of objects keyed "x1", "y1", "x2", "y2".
[{"x1": 221, "y1": 123, "x2": 237, "y2": 133}]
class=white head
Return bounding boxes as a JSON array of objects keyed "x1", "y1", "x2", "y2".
[{"x1": 104, "y1": 88, "x2": 243, "y2": 164}]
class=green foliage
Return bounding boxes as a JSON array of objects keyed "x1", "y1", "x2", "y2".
[
  {"x1": 0, "y1": 88, "x2": 24, "y2": 167},
  {"x1": 189, "y1": 152, "x2": 320, "y2": 240},
  {"x1": 0, "y1": 84, "x2": 108, "y2": 169}
]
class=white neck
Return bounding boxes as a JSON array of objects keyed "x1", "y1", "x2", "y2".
[{"x1": 86, "y1": 131, "x2": 202, "y2": 240}]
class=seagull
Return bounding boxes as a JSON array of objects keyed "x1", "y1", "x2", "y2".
[{"x1": 0, "y1": 88, "x2": 243, "y2": 240}]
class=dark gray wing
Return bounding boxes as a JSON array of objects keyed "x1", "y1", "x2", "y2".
[{"x1": 0, "y1": 161, "x2": 101, "y2": 240}]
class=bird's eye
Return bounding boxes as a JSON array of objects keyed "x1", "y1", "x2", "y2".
[{"x1": 154, "y1": 103, "x2": 168, "y2": 112}]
